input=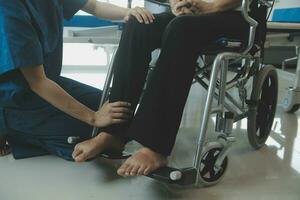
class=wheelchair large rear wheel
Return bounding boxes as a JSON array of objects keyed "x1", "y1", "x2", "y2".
[{"x1": 247, "y1": 65, "x2": 278, "y2": 149}]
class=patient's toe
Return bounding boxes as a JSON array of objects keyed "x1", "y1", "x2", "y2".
[
  {"x1": 130, "y1": 165, "x2": 140, "y2": 176},
  {"x1": 144, "y1": 166, "x2": 152, "y2": 175},
  {"x1": 118, "y1": 147, "x2": 167, "y2": 178},
  {"x1": 137, "y1": 165, "x2": 147, "y2": 175},
  {"x1": 125, "y1": 165, "x2": 134, "y2": 177},
  {"x1": 117, "y1": 163, "x2": 129, "y2": 176},
  {"x1": 72, "y1": 146, "x2": 82, "y2": 159},
  {"x1": 74, "y1": 152, "x2": 87, "y2": 162}
]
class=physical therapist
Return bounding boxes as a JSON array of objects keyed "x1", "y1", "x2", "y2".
[{"x1": 0, "y1": 0, "x2": 154, "y2": 159}]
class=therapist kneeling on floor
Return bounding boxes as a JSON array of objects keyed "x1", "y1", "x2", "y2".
[{"x1": 0, "y1": 0, "x2": 154, "y2": 161}]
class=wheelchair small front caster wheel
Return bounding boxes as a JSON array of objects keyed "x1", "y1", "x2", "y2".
[
  {"x1": 282, "y1": 87, "x2": 300, "y2": 113},
  {"x1": 198, "y1": 142, "x2": 228, "y2": 186},
  {"x1": 285, "y1": 103, "x2": 300, "y2": 113},
  {"x1": 248, "y1": 65, "x2": 278, "y2": 149}
]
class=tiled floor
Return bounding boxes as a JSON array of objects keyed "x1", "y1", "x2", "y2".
[{"x1": 0, "y1": 63, "x2": 299, "y2": 200}]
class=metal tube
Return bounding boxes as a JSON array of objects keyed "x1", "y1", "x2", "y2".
[
  {"x1": 225, "y1": 92, "x2": 244, "y2": 112},
  {"x1": 91, "y1": 46, "x2": 118, "y2": 137},
  {"x1": 293, "y1": 47, "x2": 300, "y2": 89},
  {"x1": 193, "y1": 52, "x2": 245, "y2": 186},
  {"x1": 195, "y1": 75, "x2": 242, "y2": 114},
  {"x1": 215, "y1": 60, "x2": 228, "y2": 132},
  {"x1": 226, "y1": 75, "x2": 249, "y2": 90},
  {"x1": 193, "y1": 54, "x2": 223, "y2": 185},
  {"x1": 127, "y1": 0, "x2": 132, "y2": 8},
  {"x1": 219, "y1": 60, "x2": 228, "y2": 112},
  {"x1": 234, "y1": 111, "x2": 249, "y2": 122},
  {"x1": 241, "y1": 0, "x2": 258, "y2": 55}
]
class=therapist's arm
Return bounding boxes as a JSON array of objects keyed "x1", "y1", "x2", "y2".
[
  {"x1": 82, "y1": 0, "x2": 155, "y2": 24},
  {"x1": 20, "y1": 65, "x2": 132, "y2": 128}
]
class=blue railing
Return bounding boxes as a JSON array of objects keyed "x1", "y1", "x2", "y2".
[{"x1": 272, "y1": 7, "x2": 300, "y2": 23}]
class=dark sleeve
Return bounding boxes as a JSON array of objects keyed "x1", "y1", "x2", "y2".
[
  {"x1": 62, "y1": 0, "x2": 89, "y2": 20},
  {"x1": 0, "y1": 1, "x2": 43, "y2": 76}
]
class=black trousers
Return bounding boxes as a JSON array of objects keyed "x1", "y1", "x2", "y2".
[{"x1": 105, "y1": 11, "x2": 249, "y2": 156}]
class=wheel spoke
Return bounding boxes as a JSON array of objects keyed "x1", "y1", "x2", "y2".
[
  {"x1": 257, "y1": 97, "x2": 273, "y2": 137},
  {"x1": 209, "y1": 168, "x2": 216, "y2": 177},
  {"x1": 262, "y1": 77, "x2": 276, "y2": 105},
  {"x1": 201, "y1": 164, "x2": 210, "y2": 176},
  {"x1": 248, "y1": 66, "x2": 278, "y2": 148},
  {"x1": 199, "y1": 146, "x2": 228, "y2": 183}
]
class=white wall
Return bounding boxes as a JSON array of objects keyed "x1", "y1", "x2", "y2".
[{"x1": 273, "y1": 0, "x2": 300, "y2": 9}]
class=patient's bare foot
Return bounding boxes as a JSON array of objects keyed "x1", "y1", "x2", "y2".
[
  {"x1": 72, "y1": 132, "x2": 124, "y2": 162},
  {"x1": 0, "y1": 136, "x2": 11, "y2": 157},
  {"x1": 117, "y1": 147, "x2": 167, "y2": 177}
]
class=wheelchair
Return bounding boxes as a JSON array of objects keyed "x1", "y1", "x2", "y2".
[{"x1": 68, "y1": 0, "x2": 278, "y2": 187}]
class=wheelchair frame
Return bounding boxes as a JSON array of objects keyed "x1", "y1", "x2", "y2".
[{"x1": 68, "y1": 0, "x2": 278, "y2": 187}]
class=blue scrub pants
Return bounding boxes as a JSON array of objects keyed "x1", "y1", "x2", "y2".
[{"x1": 4, "y1": 77, "x2": 102, "y2": 161}]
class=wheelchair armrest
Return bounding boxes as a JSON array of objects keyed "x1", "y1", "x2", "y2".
[{"x1": 240, "y1": 0, "x2": 259, "y2": 54}]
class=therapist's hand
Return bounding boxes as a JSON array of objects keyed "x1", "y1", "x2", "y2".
[
  {"x1": 93, "y1": 101, "x2": 133, "y2": 128},
  {"x1": 124, "y1": 7, "x2": 155, "y2": 24}
]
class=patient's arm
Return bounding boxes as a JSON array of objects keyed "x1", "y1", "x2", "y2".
[{"x1": 187, "y1": 0, "x2": 241, "y2": 14}]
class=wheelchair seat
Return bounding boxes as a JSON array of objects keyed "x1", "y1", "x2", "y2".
[{"x1": 203, "y1": 37, "x2": 245, "y2": 54}]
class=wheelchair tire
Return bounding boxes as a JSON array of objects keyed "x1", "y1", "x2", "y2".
[
  {"x1": 287, "y1": 104, "x2": 300, "y2": 113},
  {"x1": 247, "y1": 65, "x2": 278, "y2": 149},
  {"x1": 198, "y1": 142, "x2": 228, "y2": 186}
]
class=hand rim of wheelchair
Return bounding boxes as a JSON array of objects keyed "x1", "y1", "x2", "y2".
[
  {"x1": 198, "y1": 142, "x2": 228, "y2": 186},
  {"x1": 247, "y1": 65, "x2": 278, "y2": 149}
]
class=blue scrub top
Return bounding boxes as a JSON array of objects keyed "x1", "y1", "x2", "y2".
[
  {"x1": 0, "y1": 0, "x2": 88, "y2": 107},
  {"x1": 0, "y1": 0, "x2": 88, "y2": 135}
]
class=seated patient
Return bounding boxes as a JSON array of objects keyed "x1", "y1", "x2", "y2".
[
  {"x1": 0, "y1": 0, "x2": 154, "y2": 160},
  {"x1": 72, "y1": 0, "x2": 250, "y2": 176}
]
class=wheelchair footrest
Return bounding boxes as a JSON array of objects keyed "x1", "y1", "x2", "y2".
[
  {"x1": 99, "y1": 151, "x2": 131, "y2": 160},
  {"x1": 147, "y1": 167, "x2": 197, "y2": 185}
]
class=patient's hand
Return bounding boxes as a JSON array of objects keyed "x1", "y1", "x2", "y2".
[
  {"x1": 186, "y1": 0, "x2": 218, "y2": 14},
  {"x1": 171, "y1": 0, "x2": 196, "y2": 16},
  {"x1": 125, "y1": 7, "x2": 155, "y2": 24},
  {"x1": 93, "y1": 101, "x2": 133, "y2": 128}
]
